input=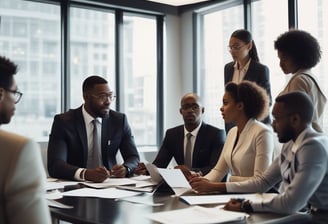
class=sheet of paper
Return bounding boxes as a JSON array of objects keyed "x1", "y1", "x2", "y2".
[
  {"x1": 46, "y1": 189, "x2": 63, "y2": 200},
  {"x1": 47, "y1": 199, "x2": 74, "y2": 209},
  {"x1": 180, "y1": 193, "x2": 278, "y2": 205},
  {"x1": 46, "y1": 179, "x2": 80, "y2": 191},
  {"x1": 62, "y1": 187, "x2": 142, "y2": 199},
  {"x1": 146, "y1": 205, "x2": 248, "y2": 224},
  {"x1": 157, "y1": 168, "x2": 192, "y2": 196},
  {"x1": 82, "y1": 177, "x2": 137, "y2": 188},
  {"x1": 116, "y1": 196, "x2": 164, "y2": 206},
  {"x1": 145, "y1": 163, "x2": 163, "y2": 183}
]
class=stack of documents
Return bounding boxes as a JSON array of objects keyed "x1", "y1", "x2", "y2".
[{"x1": 146, "y1": 205, "x2": 248, "y2": 224}]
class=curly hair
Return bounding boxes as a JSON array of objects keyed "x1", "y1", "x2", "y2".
[
  {"x1": 225, "y1": 81, "x2": 269, "y2": 121},
  {"x1": 274, "y1": 29, "x2": 321, "y2": 69}
]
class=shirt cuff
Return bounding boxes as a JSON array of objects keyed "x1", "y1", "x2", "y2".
[{"x1": 74, "y1": 168, "x2": 86, "y2": 181}]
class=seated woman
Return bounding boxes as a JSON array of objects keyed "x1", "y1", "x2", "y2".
[{"x1": 190, "y1": 81, "x2": 274, "y2": 193}]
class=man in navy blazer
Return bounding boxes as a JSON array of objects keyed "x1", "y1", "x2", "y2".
[
  {"x1": 48, "y1": 76, "x2": 139, "y2": 182},
  {"x1": 135, "y1": 93, "x2": 225, "y2": 176}
]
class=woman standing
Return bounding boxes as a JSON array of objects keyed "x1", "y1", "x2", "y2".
[
  {"x1": 225, "y1": 29, "x2": 272, "y2": 132},
  {"x1": 274, "y1": 29, "x2": 326, "y2": 132}
]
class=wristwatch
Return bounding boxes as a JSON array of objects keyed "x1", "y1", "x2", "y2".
[
  {"x1": 124, "y1": 165, "x2": 131, "y2": 177},
  {"x1": 241, "y1": 200, "x2": 253, "y2": 213}
]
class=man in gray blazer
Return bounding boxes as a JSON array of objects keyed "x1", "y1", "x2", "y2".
[
  {"x1": 212, "y1": 92, "x2": 327, "y2": 223},
  {"x1": 48, "y1": 75, "x2": 139, "y2": 182},
  {"x1": 0, "y1": 56, "x2": 51, "y2": 224},
  {"x1": 135, "y1": 93, "x2": 225, "y2": 177}
]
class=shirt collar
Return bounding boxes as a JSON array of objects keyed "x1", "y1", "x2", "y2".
[
  {"x1": 291, "y1": 127, "x2": 312, "y2": 153},
  {"x1": 184, "y1": 122, "x2": 202, "y2": 137},
  {"x1": 82, "y1": 105, "x2": 102, "y2": 125},
  {"x1": 233, "y1": 58, "x2": 251, "y2": 71}
]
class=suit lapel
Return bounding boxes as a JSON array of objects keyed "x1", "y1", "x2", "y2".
[
  {"x1": 176, "y1": 126, "x2": 186, "y2": 164},
  {"x1": 193, "y1": 123, "x2": 206, "y2": 164},
  {"x1": 75, "y1": 107, "x2": 88, "y2": 166}
]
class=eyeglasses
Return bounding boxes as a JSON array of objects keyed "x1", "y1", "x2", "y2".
[
  {"x1": 181, "y1": 103, "x2": 200, "y2": 111},
  {"x1": 227, "y1": 44, "x2": 246, "y2": 51},
  {"x1": 5, "y1": 88, "x2": 23, "y2": 104},
  {"x1": 91, "y1": 93, "x2": 116, "y2": 102}
]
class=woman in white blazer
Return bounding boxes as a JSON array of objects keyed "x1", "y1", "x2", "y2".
[{"x1": 190, "y1": 81, "x2": 274, "y2": 193}]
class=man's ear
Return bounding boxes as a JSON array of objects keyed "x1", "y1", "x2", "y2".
[
  {"x1": 179, "y1": 108, "x2": 183, "y2": 115},
  {"x1": 290, "y1": 113, "x2": 301, "y2": 127},
  {"x1": 201, "y1": 107, "x2": 205, "y2": 114}
]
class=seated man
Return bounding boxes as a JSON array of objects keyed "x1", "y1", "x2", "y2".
[
  {"x1": 135, "y1": 93, "x2": 225, "y2": 178},
  {"x1": 48, "y1": 75, "x2": 140, "y2": 183},
  {"x1": 190, "y1": 91, "x2": 328, "y2": 224}
]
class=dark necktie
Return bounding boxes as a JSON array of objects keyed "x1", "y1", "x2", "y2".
[
  {"x1": 87, "y1": 119, "x2": 102, "y2": 168},
  {"x1": 185, "y1": 133, "x2": 193, "y2": 168}
]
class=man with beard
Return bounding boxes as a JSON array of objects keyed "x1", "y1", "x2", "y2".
[
  {"x1": 48, "y1": 75, "x2": 139, "y2": 182},
  {"x1": 192, "y1": 91, "x2": 328, "y2": 223},
  {"x1": 135, "y1": 93, "x2": 225, "y2": 178}
]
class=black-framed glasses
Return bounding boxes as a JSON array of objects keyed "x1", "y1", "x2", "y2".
[
  {"x1": 91, "y1": 93, "x2": 116, "y2": 102},
  {"x1": 5, "y1": 88, "x2": 23, "y2": 104},
  {"x1": 181, "y1": 103, "x2": 200, "y2": 111},
  {"x1": 227, "y1": 44, "x2": 246, "y2": 51}
]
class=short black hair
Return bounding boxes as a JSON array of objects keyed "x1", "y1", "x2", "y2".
[
  {"x1": 0, "y1": 55, "x2": 18, "y2": 89},
  {"x1": 82, "y1": 75, "x2": 108, "y2": 93},
  {"x1": 275, "y1": 91, "x2": 313, "y2": 124},
  {"x1": 225, "y1": 81, "x2": 269, "y2": 120},
  {"x1": 274, "y1": 29, "x2": 321, "y2": 69}
]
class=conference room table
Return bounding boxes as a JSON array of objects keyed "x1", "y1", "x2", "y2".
[{"x1": 49, "y1": 184, "x2": 311, "y2": 224}]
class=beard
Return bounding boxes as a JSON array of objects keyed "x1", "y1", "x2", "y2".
[{"x1": 277, "y1": 125, "x2": 295, "y2": 143}]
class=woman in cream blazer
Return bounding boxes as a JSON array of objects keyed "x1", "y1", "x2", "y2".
[{"x1": 190, "y1": 81, "x2": 274, "y2": 193}]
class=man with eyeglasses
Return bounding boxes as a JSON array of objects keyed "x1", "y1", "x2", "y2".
[
  {"x1": 135, "y1": 93, "x2": 225, "y2": 179},
  {"x1": 47, "y1": 75, "x2": 139, "y2": 182},
  {"x1": 0, "y1": 55, "x2": 51, "y2": 224}
]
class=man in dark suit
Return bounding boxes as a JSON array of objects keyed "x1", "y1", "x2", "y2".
[
  {"x1": 135, "y1": 93, "x2": 225, "y2": 177},
  {"x1": 47, "y1": 75, "x2": 139, "y2": 182}
]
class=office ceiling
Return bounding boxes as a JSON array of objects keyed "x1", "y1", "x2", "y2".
[{"x1": 146, "y1": 0, "x2": 209, "y2": 6}]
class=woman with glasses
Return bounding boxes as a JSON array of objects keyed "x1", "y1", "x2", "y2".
[{"x1": 224, "y1": 29, "x2": 272, "y2": 133}]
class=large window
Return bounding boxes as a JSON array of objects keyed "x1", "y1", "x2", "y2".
[
  {"x1": 70, "y1": 7, "x2": 115, "y2": 108},
  {"x1": 122, "y1": 14, "x2": 157, "y2": 146},
  {"x1": 0, "y1": 0, "x2": 162, "y2": 148},
  {"x1": 198, "y1": 3, "x2": 244, "y2": 129},
  {"x1": 197, "y1": 0, "x2": 328, "y2": 134},
  {"x1": 0, "y1": 0, "x2": 61, "y2": 141},
  {"x1": 251, "y1": 0, "x2": 288, "y2": 106}
]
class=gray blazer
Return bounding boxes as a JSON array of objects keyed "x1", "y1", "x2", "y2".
[
  {"x1": 227, "y1": 128, "x2": 328, "y2": 214},
  {"x1": 0, "y1": 130, "x2": 51, "y2": 224}
]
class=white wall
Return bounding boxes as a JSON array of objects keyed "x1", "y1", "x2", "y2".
[{"x1": 164, "y1": 11, "x2": 194, "y2": 131}]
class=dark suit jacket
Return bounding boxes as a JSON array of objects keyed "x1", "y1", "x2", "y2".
[
  {"x1": 47, "y1": 106, "x2": 140, "y2": 180},
  {"x1": 224, "y1": 60, "x2": 272, "y2": 131},
  {"x1": 152, "y1": 122, "x2": 226, "y2": 175}
]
